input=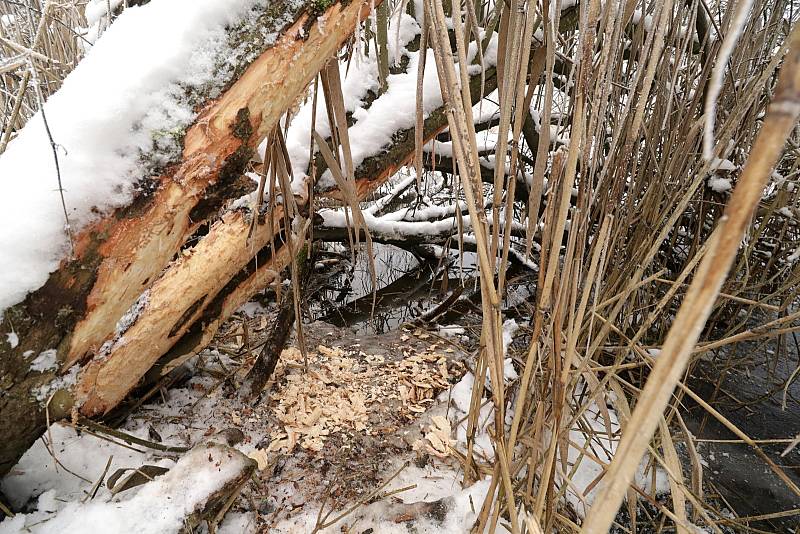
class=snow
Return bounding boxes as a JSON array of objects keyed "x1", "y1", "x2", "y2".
[
  {"x1": 450, "y1": 371, "x2": 476, "y2": 414},
  {"x1": 5, "y1": 349, "x2": 273, "y2": 522},
  {"x1": 272, "y1": 463, "x2": 496, "y2": 533},
  {"x1": 562, "y1": 394, "x2": 670, "y2": 518},
  {"x1": 281, "y1": 15, "x2": 499, "y2": 193},
  {"x1": 707, "y1": 175, "x2": 732, "y2": 193},
  {"x1": 32, "y1": 365, "x2": 80, "y2": 403},
  {"x1": 218, "y1": 512, "x2": 258, "y2": 534},
  {"x1": 437, "y1": 324, "x2": 467, "y2": 338},
  {"x1": 29, "y1": 349, "x2": 58, "y2": 372},
  {"x1": 84, "y1": 0, "x2": 124, "y2": 28},
  {"x1": 787, "y1": 246, "x2": 800, "y2": 264},
  {"x1": 1, "y1": 423, "x2": 169, "y2": 510},
  {"x1": 710, "y1": 157, "x2": 737, "y2": 171},
  {"x1": 0, "y1": 0, "x2": 289, "y2": 316},
  {"x1": 1, "y1": 441, "x2": 251, "y2": 534},
  {"x1": 237, "y1": 301, "x2": 268, "y2": 318},
  {"x1": 320, "y1": 205, "x2": 466, "y2": 238},
  {"x1": 631, "y1": 10, "x2": 654, "y2": 32},
  {"x1": 447, "y1": 372, "x2": 506, "y2": 461},
  {"x1": 501, "y1": 319, "x2": 519, "y2": 383},
  {"x1": 281, "y1": 13, "x2": 422, "y2": 192},
  {"x1": 446, "y1": 369, "x2": 670, "y2": 520},
  {"x1": 114, "y1": 290, "x2": 150, "y2": 337},
  {"x1": 5, "y1": 332, "x2": 18, "y2": 349}
]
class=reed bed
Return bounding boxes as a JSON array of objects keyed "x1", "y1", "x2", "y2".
[{"x1": 413, "y1": 0, "x2": 800, "y2": 531}]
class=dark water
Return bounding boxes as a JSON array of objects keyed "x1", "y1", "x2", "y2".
[
  {"x1": 308, "y1": 243, "x2": 480, "y2": 334},
  {"x1": 683, "y1": 333, "x2": 800, "y2": 532}
]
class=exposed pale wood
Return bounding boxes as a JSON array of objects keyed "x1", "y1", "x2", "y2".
[
  {"x1": 75, "y1": 0, "x2": 381, "y2": 416},
  {"x1": 76, "y1": 208, "x2": 285, "y2": 414},
  {"x1": 155, "y1": 227, "x2": 296, "y2": 379}
]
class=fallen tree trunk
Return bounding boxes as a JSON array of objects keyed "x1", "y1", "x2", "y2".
[
  {"x1": 139, "y1": 64, "x2": 502, "y2": 385},
  {"x1": 0, "y1": 0, "x2": 375, "y2": 476}
]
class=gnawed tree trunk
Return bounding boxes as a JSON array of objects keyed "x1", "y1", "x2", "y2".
[
  {"x1": 0, "y1": 0, "x2": 375, "y2": 477},
  {"x1": 76, "y1": 29, "x2": 521, "y2": 406},
  {"x1": 140, "y1": 63, "x2": 503, "y2": 388}
]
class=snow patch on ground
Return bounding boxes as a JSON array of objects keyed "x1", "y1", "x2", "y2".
[
  {"x1": 1, "y1": 442, "x2": 249, "y2": 534},
  {"x1": 562, "y1": 392, "x2": 670, "y2": 518},
  {"x1": 437, "y1": 324, "x2": 467, "y2": 339},
  {"x1": 272, "y1": 463, "x2": 496, "y2": 533},
  {"x1": 1, "y1": 423, "x2": 168, "y2": 510},
  {"x1": 237, "y1": 301, "x2": 267, "y2": 318},
  {"x1": 5, "y1": 332, "x2": 18, "y2": 348}
]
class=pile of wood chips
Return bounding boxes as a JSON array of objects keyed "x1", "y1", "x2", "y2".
[{"x1": 265, "y1": 336, "x2": 463, "y2": 453}]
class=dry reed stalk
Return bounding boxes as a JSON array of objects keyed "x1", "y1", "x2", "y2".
[{"x1": 581, "y1": 25, "x2": 800, "y2": 533}]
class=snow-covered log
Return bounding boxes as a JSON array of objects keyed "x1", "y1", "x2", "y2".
[
  {"x1": 95, "y1": 4, "x2": 577, "y2": 400},
  {"x1": 137, "y1": 59, "x2": 505, "y2": 386},
  {"x1": 0, "y1": 0, "x2": 375, "y2": 476},
  {"x1": 314, "y1": 207, "x2": 537, "y2": 270}
]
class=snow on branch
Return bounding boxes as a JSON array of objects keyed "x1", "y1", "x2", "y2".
[{"x1": 280, "y1": 13, "x2": 500, "y2": 195}]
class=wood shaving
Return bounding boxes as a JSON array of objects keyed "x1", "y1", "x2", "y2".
[
  {"x1": 413, "y1": 415, "x2": 455, "y2": 458},
  {"x1": 267, "y1": 342, "x2": 463, "y2": 453}
]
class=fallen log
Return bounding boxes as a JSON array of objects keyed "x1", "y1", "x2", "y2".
[
  {"x1": 76, "y1": 0, "x2": 583, "y2": 420},
  {"x1": 76, "y1": 36, "x2": 503, "y2": 414},
  {"x1": 0, "y1": 0, "x2": 375, "y2": 475}
]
